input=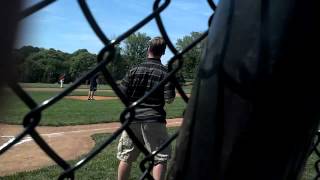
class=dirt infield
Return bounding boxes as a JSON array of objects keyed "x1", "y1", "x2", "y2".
[{"x1": 0, "y1": 118, "x2": 182, "y2": 176}]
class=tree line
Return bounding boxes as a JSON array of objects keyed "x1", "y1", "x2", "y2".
[{"x1": 13, "y1": 32, "x2": 205, "y2": 84}]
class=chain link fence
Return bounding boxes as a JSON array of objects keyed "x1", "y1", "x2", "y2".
[
  {"x1": 1, "y1": 0, "x2": 319, "y2": 179},
  {"x1": 309, "y1": 131, "x2": 320, "y2": 180},
  {"x1": 0, "y1": 0, "x2": 216, "y2": 179}
]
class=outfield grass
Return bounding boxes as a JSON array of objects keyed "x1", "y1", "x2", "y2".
[
  {"x1": 19, "y1": 83, "x2": 193, "y2": 94},
  {"x1": 0, "y1": 90, "x2": 186, "y2": 126},
  {"x1": 0, "y1": 128, "x2": 178, "y2": 180},
  {"x1": 19, "y1": 83, "x2": 112, "y2": 90}
]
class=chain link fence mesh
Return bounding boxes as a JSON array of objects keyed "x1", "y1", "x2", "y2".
[
  {"x1": 309, "y1": 131, "x2": 320, "y2": 180},
  {"x1": 0, "y1": 0, "x2": 216, "y2": 179},
  {"x1": 0, "y1": 0, "x2": 319, "y2": 179}
]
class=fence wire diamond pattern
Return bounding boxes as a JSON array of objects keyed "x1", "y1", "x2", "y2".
[{"x1": 0, "y1": 0, "x2": 216, "y2": 179}]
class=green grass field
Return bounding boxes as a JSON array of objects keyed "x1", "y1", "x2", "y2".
[
  {"x1": 19, "y1": 83, "x2": 112, "y2": 90},
  {"x1": 0, "y1": 84, "x2": 316, "y2": 179},
  {"x1": 0, "y1": 90, "x2": 186, "y2": 126},
  {"x1": 19, "y1": 83, "x2": 193, "y2": 92},
  {"x1": 0, "y1": 128, "x2": 178, "y2": 180},
  {"x1": 0, "y1": 127, "x2": 316, "y2": 180}
]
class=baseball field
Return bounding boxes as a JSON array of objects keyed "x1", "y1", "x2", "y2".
[
  {"x1": 0, "y1": 83, "x2": 316, "y2": 180},
  {"x1": 0, "y1": 83, "x2": 186, "y2": 179}
]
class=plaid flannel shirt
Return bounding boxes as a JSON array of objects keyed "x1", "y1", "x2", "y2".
[{"x1": 119, "y1": 58, "x2": 176, "y2": 123}]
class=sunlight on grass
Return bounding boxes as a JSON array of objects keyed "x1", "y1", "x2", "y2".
[{"x1": 0, "y1": 128, "x2": 178, "y2": 180}]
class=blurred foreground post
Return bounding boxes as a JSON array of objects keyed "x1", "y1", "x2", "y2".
[{"x1": 168, "y1": 0, "x2": 319, "y2": 179}]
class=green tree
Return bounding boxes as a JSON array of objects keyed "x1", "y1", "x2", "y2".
[
  {"x1": 41, "y1": 58, "x2": 68, "y2": 83},
  {"x1": 27, "y1": 48, "x2": 69, "y2": 83},
  {"x1": 13, "y1": 46, "x2": 42, "y2": 82},
  {"x1": 21, "y1": 58, "x2": 45, "y2": 82},
  {"x1": 176, "y1": 32, "x2": 205, "y2": 80},
  {"x1": 17, "y1": 48, "x2": 70, "y2": 83},
  {"x1": 107, "y1": 46, "x2": 128, "y2": 81},
  {"x1": 122, "y1": 32, "x2": 151, "y2": 67},
  {"x1": 14, "y1": 46, "x2": 103, "y2": 83},
  {"x1": 15, "y1": 47, "x2": 67, "y2": 82},
  {"x1": 69, "y1": 49, "x2": 96, "y2": 81},
  {"x1": 13, "y1": 46, "x2": 41, "y2": 63}
]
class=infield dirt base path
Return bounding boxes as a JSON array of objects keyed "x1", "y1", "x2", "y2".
[{"x1": 0, "y1": 118, "x2": 182, "y2": 176}]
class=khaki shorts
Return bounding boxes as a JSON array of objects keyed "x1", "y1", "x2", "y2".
[{"x1": 117, "y1": 122, "x2": 171, "y2": 164}]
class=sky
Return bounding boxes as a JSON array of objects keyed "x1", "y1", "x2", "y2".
[{"x1": 17, "y1": 0, "x2": 217, "y2": 62}]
